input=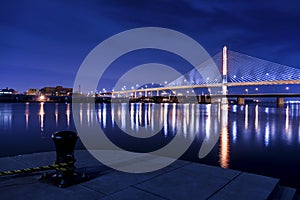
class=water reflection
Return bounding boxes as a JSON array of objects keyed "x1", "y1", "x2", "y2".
[
  {"x1": 79, "y1": 103, "x2": 83, "y2": 125},
  {"x1": 265, "y1": 121, "x2": 270, "y2": 147},
  {"x1": 66, "y1": 103, "x2": 70, "y2": 127},
  {"x1": 25, "y1": 103, "x2": 29, "y2": 129},
  {"x1": 55, "y1": 103, "x2": 59, "y2": 126},
  {"x1": 38, "y1": 102, "x2": 45, "y2": 134},
  {"x1": 9, "y1": 102, "x2": 300, "y2": 168},
  {"x1": 285, "y1": 105, "x2": 289, "y2": 133},
  {"x1": 255, "y1": 104, "x2": 258, "y2": 132},
  {"x1": 232, "y1": 120, "x2": 237, "y2": 143},
  {"x1": 111, "y1": 104, "x2": 115, "y2": 127},
  {"x1": 0, "y1": 104, "x2": 12, "y2": 129},
  {"x1": 87, "y1": 103, "x2": 90, "y2": 127},
  {"x1": 205, "y1": 105, "x2": 211, "y2": 140},
  {"x1": 219, "y1": 106, "x2": 229, "y2": 169},
  {"x1": 245, "y1": 104, "x2": 248, "y2": 129},
  {"x1": 103, "y1": 104, "x2": 107, "y2": 128},
  {"x1": 285, "y1": 105, "x2": 292, "y2": 144},
  {"x1": 3, "y1": 102, "x2": 300, "y2": 190}
]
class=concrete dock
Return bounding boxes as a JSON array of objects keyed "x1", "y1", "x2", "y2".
[{"x1": 0, "y1": 150, "x2": 297, "y2": 200}]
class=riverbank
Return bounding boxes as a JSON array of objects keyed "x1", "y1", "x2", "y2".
[{"x1": 0, "y1": 150, "x2": 297, "y2": 200}]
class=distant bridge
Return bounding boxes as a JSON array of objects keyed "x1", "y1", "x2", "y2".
[{"x1": 110, "y1": 47, "x2": 300, "y2": 106}]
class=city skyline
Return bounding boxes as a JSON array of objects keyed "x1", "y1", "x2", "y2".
[{"x1": 1, "y1": 1, "x2": 300, "y2": 92}]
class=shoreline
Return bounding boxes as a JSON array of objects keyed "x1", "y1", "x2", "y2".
[{"x1": 0, "y1": 150, "x2": 297, "y2": 199}]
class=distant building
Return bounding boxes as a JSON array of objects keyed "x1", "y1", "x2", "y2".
[
  {"x1": 0, "y1": 87, "x2": 18, "y2": 95},
  {"x1": 25, "y1": 88, "x2": 39, "y2": 96},
  {"x1": 40, "y1": 86, "x2": 72, "y2": 96}
]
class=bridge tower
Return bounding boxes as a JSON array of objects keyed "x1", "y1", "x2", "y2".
[{"x1": 222, "y1": 46, "x2": 228, "y2": 104}]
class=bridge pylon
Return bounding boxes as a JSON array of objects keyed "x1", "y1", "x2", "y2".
[{"x1": 221, "y1": 46, "x2": 228, "y2": 104}]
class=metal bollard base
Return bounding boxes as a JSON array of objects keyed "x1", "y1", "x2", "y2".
[{"x1": 39, "y1": 171, "x2": 90, "y2": 188}]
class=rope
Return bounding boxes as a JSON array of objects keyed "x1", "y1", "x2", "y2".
[{"x1": 0, "y1": 161, "x2": 74, "y2": 177}]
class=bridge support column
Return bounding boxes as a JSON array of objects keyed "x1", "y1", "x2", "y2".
[
  {"x1": 237, "y1": 97, "x2": 245, "y2": 105},
  {"x1": 221, "y1": 46, "x2": 228, "y2": 104},
  {"x1": 277, "y1": 97, "x2": 284, "y2": 107},
  {"x1": 199, "y1": 95, "x2": 205, "y2": 104}
]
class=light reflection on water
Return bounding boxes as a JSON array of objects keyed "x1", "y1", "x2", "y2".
[
  {"x1": 219, "y1": 107, "x2": 229, "y2": 168},
  {"x1": 1, "y1": 102, "x2": 300, "y2": 189},
  {"x1": 0, "y1": 104, "x2": 12, "y2": 129},
  {"x1": 25, "y1": 102, "x2": 29, "y2": 129},
  {"x1": 1, "y1": 103, "x2": 300, "y2": 155},
  {"x1": 38, "y1": 102, "x2": 45, "y2": 134},
  {"x1": 71, "y1": 102, "x2": 300, "y2": 154}
]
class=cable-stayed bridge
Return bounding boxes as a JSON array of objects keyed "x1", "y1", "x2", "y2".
[
  {"x1": 110, "y1": 47, "x2": 300, "y2": 106},
  {"x1": 167, "y1": 48, "x2": 300, "y2": 87}
]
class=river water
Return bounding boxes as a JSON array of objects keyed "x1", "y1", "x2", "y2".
[{"x1": 0, "y1": 102, "x2": 300, "y2": 190}]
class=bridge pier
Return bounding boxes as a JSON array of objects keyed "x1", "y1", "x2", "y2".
[
  {"x1": 237, "y1": 97, "x2": 245, "y2": 105},
  {"x1": 277, "y1": 97, "x2": 284, "y2": 107},
  {"x1": 197, "y1": 95, "x2": 212, "y2": 104}
]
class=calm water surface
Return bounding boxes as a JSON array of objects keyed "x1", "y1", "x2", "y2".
[{"x1": 1, "y1": 102, "x2": 300, "y2": 190}]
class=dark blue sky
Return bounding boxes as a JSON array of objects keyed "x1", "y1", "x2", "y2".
[{"x1": 1, "y1": 0, "x2": 300, "y2": 93}]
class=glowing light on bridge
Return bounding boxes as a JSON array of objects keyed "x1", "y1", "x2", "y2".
[
  {"x1": 109, "y1": 47, "x2": 300, "y2": 100},
  {"x1": 222, "y1": 46, "x2": 228, "y2": 76}
]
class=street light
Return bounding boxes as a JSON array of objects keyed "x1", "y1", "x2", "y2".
[{"x1": 245, "y1": 89, "x2": 248, "y2": 94}]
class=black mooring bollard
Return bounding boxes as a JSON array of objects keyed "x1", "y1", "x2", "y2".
[
  {"x1": 52, "y1": 131, "x2": 78, "y2": 178},
  {"x1": 40, "y1": 131, "x2": 89, "y2": 188}
]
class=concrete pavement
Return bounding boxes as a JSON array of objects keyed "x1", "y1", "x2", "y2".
[{"x1": 0, "y1": 150, "x2": 296, "y2": 200}]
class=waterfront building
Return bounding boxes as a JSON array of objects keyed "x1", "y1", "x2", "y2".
[
  {"x1": 39, "y1": 86, "x2": 72, "y2": 96},
  {"x1": 25, "y1": 88, "x2": 39, "y2": 96},
  {"x1": 0, "y1": 88, "x2": 18, "y2": 95}
]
